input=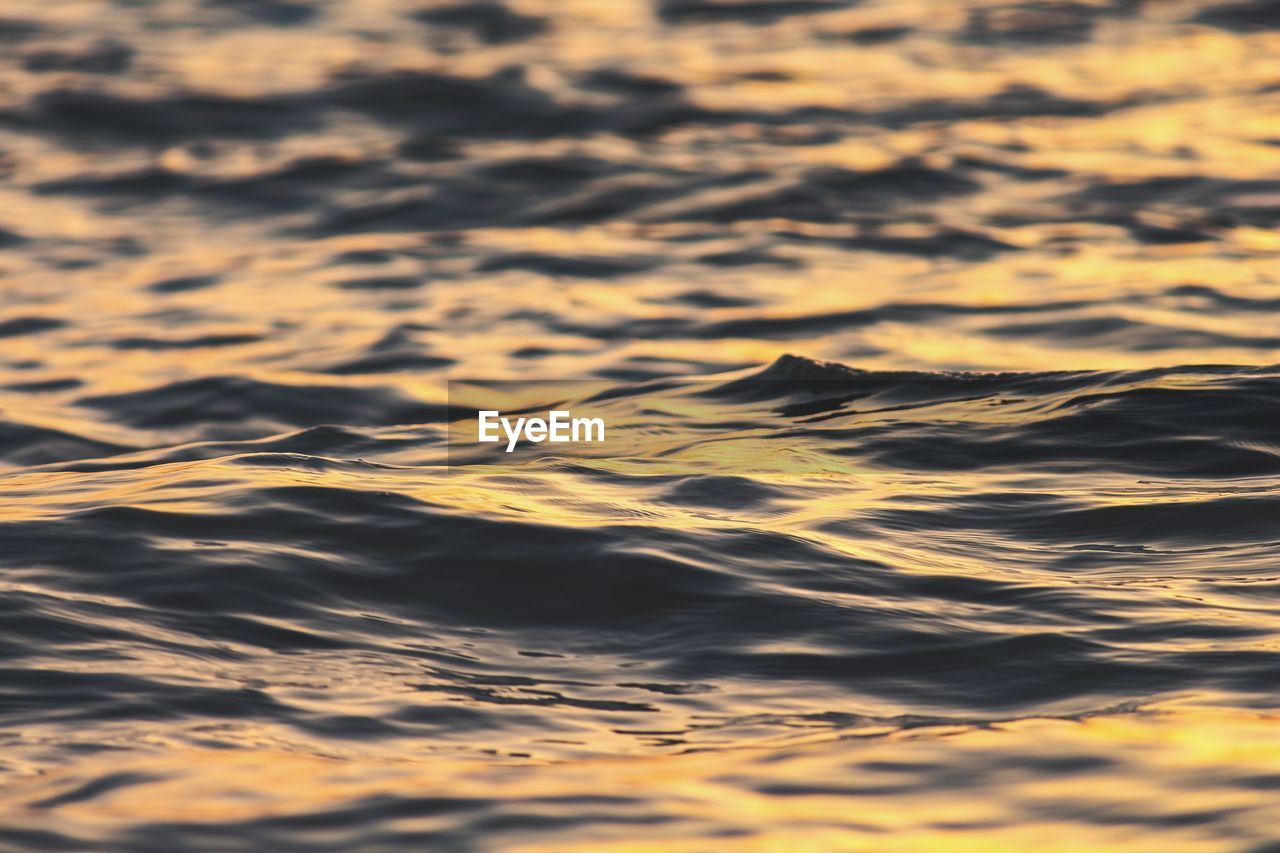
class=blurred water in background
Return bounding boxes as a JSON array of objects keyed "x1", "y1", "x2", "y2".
[{"x1": 2, "y1": 0, "x2": 1280, "y2": 849}]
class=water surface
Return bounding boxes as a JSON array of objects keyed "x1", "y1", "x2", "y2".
[{"x1": 2, "y1": 0, "x2": 1280, "y2": 849}]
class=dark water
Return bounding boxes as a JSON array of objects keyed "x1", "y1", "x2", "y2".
[{"x1": 2, "y1": 0, "x2": 1280, "y2": 849}]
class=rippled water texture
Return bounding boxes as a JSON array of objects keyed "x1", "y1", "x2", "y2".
[{"x1": 2, "y1": 0, "x2": 1280, "y2": 849}]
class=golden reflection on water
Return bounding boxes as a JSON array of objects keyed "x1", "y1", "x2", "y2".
[
  {"x1": 4, "y1": 703, "x2": 1280, "y2": 850},
  {"x1": 2, "y1": 0, "x2": 1280, "y2": 848}
]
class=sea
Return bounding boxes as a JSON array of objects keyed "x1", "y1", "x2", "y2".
[{"x1": 1, "y1": 0, "x2": 1280, "y2": 849}]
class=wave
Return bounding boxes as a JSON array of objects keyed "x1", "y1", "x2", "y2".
[{"x1": 3, "y1": 0, "x2": 1280, "y2": 846}]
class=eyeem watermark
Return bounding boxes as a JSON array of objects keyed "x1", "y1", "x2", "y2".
[{"x1": 478, "y1": 410, "x2": 606, "y2": 452}]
